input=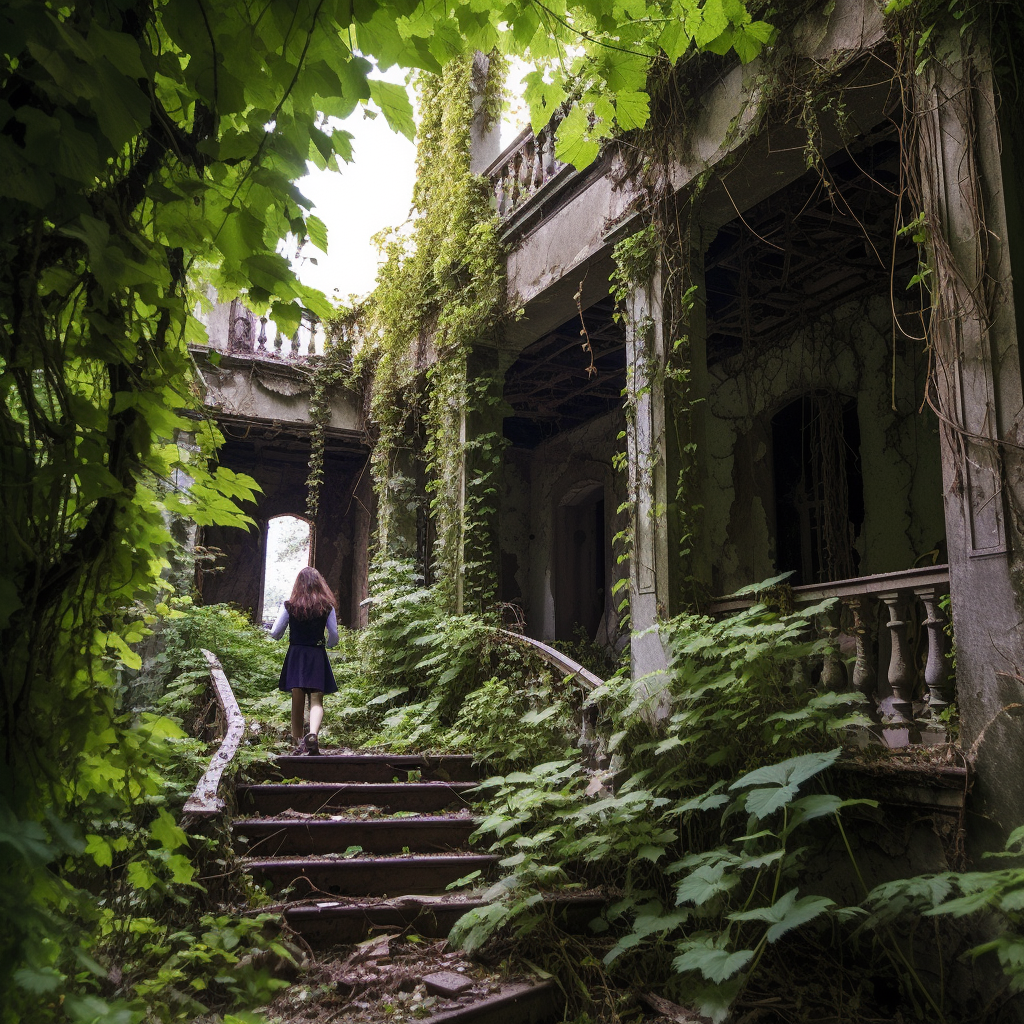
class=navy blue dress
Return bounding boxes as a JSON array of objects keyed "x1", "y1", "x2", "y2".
[{"x1": 277, "y1": 610, "x2": 338, "y2": 694}]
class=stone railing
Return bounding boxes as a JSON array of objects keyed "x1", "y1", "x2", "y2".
[
  {"x1": 486, "y1": 117, "x2": 567, "y2": 221},
  {"x1": 228, "y1": 306, "x2": 321, "y2": 361},
  {"x1": 709, "y1": 564, "x2": 952, "y2": 727},
  {"x1": 497, "y1": 628, "x2": 609, "y2": 770},
  {"x1": 183, "y1": 649, "x2": 246, "y2": 819}
]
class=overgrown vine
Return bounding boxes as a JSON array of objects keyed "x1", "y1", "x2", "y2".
[{"x1": 362, "y1": 52, "x2": 509, "y2": 613}]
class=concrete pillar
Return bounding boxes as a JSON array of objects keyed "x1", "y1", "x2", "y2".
[
  {"x1": 913, "y1": 34, "x2": 1024, "y2": 844},
  {"x1": 625, "y1": 237, "x2": 712, "y2": 718},
  {"x1": 468, "y1": 51, "x2": 502, "y2": 176},
  {"x1": 625, "y1": 268, "x2": 672, "y2": 716},
  {"x1": 461, "y1": 344, "x2": 506, "y2": 614}
]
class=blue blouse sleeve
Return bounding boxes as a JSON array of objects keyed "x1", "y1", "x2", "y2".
[
  {"x1": 269, "y1": 605, "x2": 289, "y2": 640},
  {"x1": 326, "y1": 608, "x2": 339, "y2": 648}
]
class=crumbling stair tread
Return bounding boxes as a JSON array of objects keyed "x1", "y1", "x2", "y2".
[
  {"x1": 420, "y1": 980, "x2": 562, "y2": 1024},
  {"x1": 232, "y1": 813, "x2": 479, "y2": 856},
  {"x1": 283, "y1": 891, "x2": 607, "y2": 944},
  {"x1": 236, "y1": 780, "x2": 478, "y2": 815},
  {"x1": 271, "y1": 753, "x2": 482, "y2": 783},
  {"x1": 245, "y1": 852, "x2": 498, "y2": 896}
]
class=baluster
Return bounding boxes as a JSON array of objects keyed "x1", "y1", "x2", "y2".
[
  {"x1": 257, "y1": 317, "x2": 268, "y2": 352},
  {"x1": 915, "y1": 585, "x2": 952, "y2": 713},
  {"x1": 880, "y1": 590, "x2": 914, "y2": 722},
  {"x1": 531, "y1": 138, "x2": 542, "y2": 192},
  {"x1": 818, "y1": 604, "x2": 847, "y2": 692},
  {"x1": 494, "y1": 173, "x2": 507, "y2": 216},
  {"x1": 790, "y1": 658, "x2": 810, "y2": 696},
  {"x1": 846, "y1": 595, "x2": 878, "y2": 714},
  {"x1": 542, "y1": 126, "x2": 555, "y2": 178},
  {"x1": 508, "y1": 157, "x2": 520, "y2": 212},
  {"x1": 273, "y1": 323, "x2": 283, "y2": 356}
]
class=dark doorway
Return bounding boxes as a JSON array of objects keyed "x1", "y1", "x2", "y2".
[
  {"x1": 771, "y1": 393, "x2": 864, "y2": 585},
  {"x1": 555, "y1": 485, "x2": 606, "y2": 641}
]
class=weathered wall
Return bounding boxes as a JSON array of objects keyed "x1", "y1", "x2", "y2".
[
  {"x1": 704, "y1": 293, "x2": 946, "y2": 595},
  {"x1": 501, "y1": 408, "x2": 629, "y2": 648},
  {"x1": 198, "y1": 353, "x2": 363, "y2": 435},
  {"x1": 199, "y1": 442, "x2": 372, "y2": 628}
]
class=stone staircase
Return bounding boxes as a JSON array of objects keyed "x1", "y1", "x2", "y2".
[
  {"x1": 234, "y1": 752, "x2": 507, "y2": 947},
  {"x1": 231, "y1": 750, "x2": 604, "y2": 1022}
]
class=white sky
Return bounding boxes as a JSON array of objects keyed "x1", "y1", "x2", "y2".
[{"x1": 292, "y1": 64, "x2": 530, "y2": 304}]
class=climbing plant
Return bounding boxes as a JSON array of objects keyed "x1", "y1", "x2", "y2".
[
  {"x1": 0, "y1": 0, "x2": 790, "y2": 1013},
  {"x1": 363, "y1": 53, "x2": 508, "y2": 613}
]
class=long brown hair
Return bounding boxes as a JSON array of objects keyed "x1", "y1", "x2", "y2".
[{"x1": 285, "y1": 566, "x2": 336, "y2": 620}]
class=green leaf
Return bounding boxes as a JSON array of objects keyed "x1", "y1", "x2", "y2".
[
  {"x1": 730, "y1": 749, "x2": 841, "y2": 791},
  {"x1": 127, "y1": 859, "x2": 160, "y2": 891},
  {"x1": 673, "y1": 942, "x2": 755, "y2": 983},
  {"x1": 728, "y1": 888, "x2": 835, "y2": 942},
  {"x1": 150, "y1": 808, "x2": 188, "y2": 851},
  {"x1": 85, "y1": 834, "x2": 113, "y2": 868},
  {"x1": 368, "y1": 80, "x2": 416, "y2": 141},
  {"x1": 555, "y1": 104, "x2": 600, "y2": 170},
  {"x1": 615, "y1": 90, "x2": 650, "y2": 131},
  {"x1": 695, "y1": 0, "x2": 730, "y2": 47}
]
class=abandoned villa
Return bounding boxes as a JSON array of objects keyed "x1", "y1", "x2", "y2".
[{"x1": 192, "y1": 0, "x2": 1024, "y2": 859}]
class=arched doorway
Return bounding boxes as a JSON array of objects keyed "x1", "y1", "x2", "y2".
[{"x1": 259, "y1": 515, "x2": 313, "y2": 624}]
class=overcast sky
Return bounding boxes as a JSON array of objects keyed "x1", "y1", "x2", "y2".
[{"x1": 292, "y1": 66, "x2": 529, "y2": 305}]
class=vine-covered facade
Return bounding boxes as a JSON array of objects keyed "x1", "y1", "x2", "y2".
[
  {"x1": 193, "y1": 0, "x2": 1024, "y2": 847},
  {"x1": 366, "y1": 0, "x2": 1024, "y2": 850}
]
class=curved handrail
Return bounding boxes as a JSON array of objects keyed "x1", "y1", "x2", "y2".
[
  {"x1": 497, "y1": 629, "x2": 604, "y2": 691},
  {"x1": 183, "y1": 649, "x2": 246, "y2": 818},
  {"x1": 497, "y1": 629, "x2": 609, "y2": 770}
]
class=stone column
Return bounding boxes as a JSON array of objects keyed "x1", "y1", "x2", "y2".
[
  {"x1": 624, "y1": 241, "x2": 710, "y2": 720},
  {"x1": 625, "y1": 266, "x2": 670, "y2": 717},
  {"x1": 461, "y1": 344, "x2": 507, "y2": 615},
  {"x1": 912, "y1": 31, "x2": 1024, "y2": 843},
  {"x1": 468, "y1": 51, "x2": 502, "y2": 176}
]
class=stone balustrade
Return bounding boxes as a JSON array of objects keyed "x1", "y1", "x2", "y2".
[
  {"x1": 241, "y1": 309, "x2": 320, "y2": 361},
  {"x1": 486, "y1": 117, "x2": 566, "y2": 221},
  {"x1": 710, "y1": 564, "x2": 953, "y2": 727}
]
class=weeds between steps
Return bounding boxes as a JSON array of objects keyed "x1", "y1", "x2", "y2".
[{"x1": 119, "y1": 568, "x2": 1024, "y2": 1024}]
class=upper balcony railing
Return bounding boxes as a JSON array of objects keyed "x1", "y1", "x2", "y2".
[
  {"x1": 709, "y1": 564, "x2": 952, "y2": 736},
  {"x1": 486, "y1": 116, "x2": 568, "y2": 222},
  {"x1": 223, "y1": 300, "x2": 321, "y2": 362}
]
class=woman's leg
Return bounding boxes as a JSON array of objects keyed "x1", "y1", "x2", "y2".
[
  {"x1": 309, "y1": 692, "x2": 324, "y2": 735},
  {"x1": 290, "y1": 688, "x2": 306, "y2": 744}
]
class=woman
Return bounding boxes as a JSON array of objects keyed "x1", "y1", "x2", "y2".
[{"x1": 269, "y1": 566, "x2": 338, "y2": 754}]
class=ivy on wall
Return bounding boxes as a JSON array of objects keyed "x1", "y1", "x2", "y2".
[{"x1": 359, "y1": 53, "x2": 508, "y2": 613}]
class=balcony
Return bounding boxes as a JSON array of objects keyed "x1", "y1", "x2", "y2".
[
  {"x1": 485, "y1": 114, "x2": 593, "y2": 238},
  {"x1": 215, "y1": 298, "x2": 323, "y2": 362},
  {"x1": 709, "y1": 564, "x2": 953, "y2": 745}
]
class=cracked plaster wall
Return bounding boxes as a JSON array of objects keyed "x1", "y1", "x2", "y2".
[
  {"x1": 501, "y1": 408, "x2": 629, "y2": 647},
  {"x1": 704, "y1": 293, "x2": 946, "y2": 594}
]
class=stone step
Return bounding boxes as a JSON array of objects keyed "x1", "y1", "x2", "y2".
[
  {"x1": 246, "y1": 853, "x2": 498, "y2": 897},
  {"x1": 271, "y1": 753, "x2": 482, "y2": 783},
  {"x1": 233, "y1": 815, "x2": 478, "y2": 857},
  {"x1": 283, "y1": 893, "x2": 606, "y2": 946},
  {"x1": 421, "y1": 980, "x2": 562, "y2": 1024},
  {"x1": 236, "y1": 781, "x2": 477, "y2": 816}
]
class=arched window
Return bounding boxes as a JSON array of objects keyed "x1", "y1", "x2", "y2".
[{"x1": 260, "y1": 515, "x2": 312, "y2": 623}]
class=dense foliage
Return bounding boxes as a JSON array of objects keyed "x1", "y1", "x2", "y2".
[{"x1": 0, "y1": 0, "x2": 772, "y2": 1014}]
